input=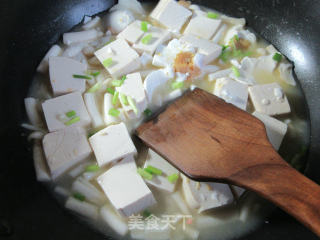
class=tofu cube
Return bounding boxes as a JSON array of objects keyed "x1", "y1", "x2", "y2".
[
  {"x1": 184, "y1": 13, "x2": 222, "y2": 40},
  {"x1": 116, "y1": 72, "x2": 147, "y2": 118},
  {"x1": 42, "y1": 91, "x2": 91, "y2": 132},
  {"x1": 248, "y1": 83, "x2": 291, "y2": 116},
  {"x1": 42, "y1": 127, "x2": 92, "y2": 179},
  {"x1": 180, "y1": 34, "x2": 222, "y2": 64},
  {"x1": 97, "y1": 155, "x2": 156, "y2": 217},
  {"x1": 143, "y1": 149, "x2": 179, "y2": 193},
  {"x1": 133, "y1": 26, "x2": 172, "y2": 55},
  {"x1": 253, "y1": 111, "x2": 288, "y2": 150},
  {"x1": 150, "y1": 0, "x2": 192, "y2": 32},
  {"x1": 117, "y1": 20, "x2": 145, "y2": 44},
  {"x1": 89, "y1": 123, "x2": 137, "y2": 167},
  {"x1": 94, "y1": 39, "x2": 141, "y2": 78},
  {"x1": 214, "y1": 78, "x2": 248, "y2": 110},
  {"x1": 182, "y1": 175, "x2": 234, "y2": 213},
  {"x1": 49, "y1": 57, "x2": 87, "y2": 96}
]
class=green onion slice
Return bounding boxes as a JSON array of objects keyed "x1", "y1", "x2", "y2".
[
  {"x1": 66, "y1": 110, "x2": 76, "y2": 118},
  {"x1": 142, "y1": 210, "x2": 152, "y2": 218},
  {"x1": 73, "y1": 193, "x2": 86, "y2": 201},
  {"x1": 107, "y1": 87, "x2": 115, "y2": 95},
  {"x1": 73, "y1": 74, "x2": 91, "y2": 80},
  {"x1": 141, "y1": 34, "x2": 153, "y2": 45},
  {"x1": 103, "y1": 58, "x2": 113, "y2": 67},
  {"x1": 232, "y1": 66, "x2": 241, "y2": 78},
  {"x1": 65, "y1": 116, "x2": 80, "y2": 126},
  {"x1": 171, "y1": 81, "x2": 184, "y2": 90},
  {"x1": 89, "y1": 71, "x2": 101, "y2": 77},
  {"x1": 144, "y1": 108, "x2": 152, "y2": 117},
  {"x1": 145, "y1": 165, "x2": 162, "y2": 175},
  {"x1": 112, "y1": 91, "x2": 119, "y2": 105},
  {"x1": 273, "y1": 53, "x2": 282, "y2": 62},
  {"x1": 141, "y1": 21, "x2": 149, "y2": 32},
  {"x1": 167, "y1": 173, "x2": 179, "y2": 183},
  {"x1": 108, "y1": 108, "x2": 120, "y2": 117},
  {"x1": 85, "y1": 165, "x2": 100, "y2": 172},
  {"x1": 137, "y1": 168, "x2": 153, "y2": 180},
  {"x1": 127, "y1": 96, "x2": 138, "y2": 115},
  {"x1": 207, "y1": 12, "x2": 218, "y2": 19},
  {"x1": 120, "y1": 93, "x2": 129, "y2": 106},
  {"x1": 111, "y1": 80, "x2": 124, "y2": 87}
]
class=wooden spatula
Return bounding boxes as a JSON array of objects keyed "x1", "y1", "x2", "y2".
[{"x1": 136, "y1": 88, "x2": 320, "y2": 236}]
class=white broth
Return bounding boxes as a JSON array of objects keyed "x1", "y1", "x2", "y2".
[{"x1": 24, "y1": 0, "x2": 310, "y2": 239}]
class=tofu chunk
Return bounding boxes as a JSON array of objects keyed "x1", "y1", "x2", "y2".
[
  {"x1": 143, "y1": 149, "x2": 179, "y2": 193},
  {"x1": 248, "y1": 83, "x2": 291, "y2": 116},
  {"x1": 150, "y1": 0, "x2": 192, "y2": 32},
  {"x1": 180, "y1": 34, "x2": 222, "y2": 64},
  {"x1": 117, "y1": 20, "x2": 145, "y2": 44},
  {"x1": 214, "y1": 78, "x2": 248, "y2": 110},
  {"x1": 116, "y1": 72, "x2": 147, "y2": 118},
  {"x1": 49, "y1": 57, "x2": 87, "y2": 96},
  {"x1": 42, "y1": 91, "x2": 91, "y2": 132},
  {"x1": 184, "y1": 13, "x2": 222, "y2": 39},
  {"x1": 133, "y1": 26, "x2": 172, "y2": 55},
  {"x1": 97, "y1": 155, "x2": 156, "y2": 217},
  {"x1": 253, "y1": 111, "x2": 288, "y2": 150},
  {"x1": 94, "y1": 39, "x2": 141, "y2": 77},
  {"x1": 182, "y1": 175, "x2": 234, "y2": 213},
  {"x1": 42, "y1": 127, "x2": 92, "y2": 179},
  {"x1": 89, "y1": 123, "x2": 137, "y2": 167}
]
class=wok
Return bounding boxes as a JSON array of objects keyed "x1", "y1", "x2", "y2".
[{"x1": 0, "y1": 0, "x2": 319, "y2": 239}]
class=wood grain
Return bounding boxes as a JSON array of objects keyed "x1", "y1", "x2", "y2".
[{"x1": 136, "y1": 88, "x2": 320, "y2": 236}]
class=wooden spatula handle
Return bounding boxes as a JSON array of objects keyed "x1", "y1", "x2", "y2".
[{"x1": 229, "y1": 152, "x2": 320, "y2": 236}]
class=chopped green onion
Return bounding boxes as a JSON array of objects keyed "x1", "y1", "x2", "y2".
[
  {"x1": 121, "y1": 75, "x2": 127, "y2": 81},
  {"x1": 73, "y1": 193, "x2": 86, "y2": 201},
  {"x1": 144, "y1": 108, "x2": 152, "y2": 117},
  {"x1": 234, "y1": 34, "x2": 239, "y2": 41},
  {"x1": 107, "y1": 87, "x2": 115, "y2": 95},
  {"x1": 137, "y1": 168, "x2": 153, "y2": 180},
  {"x1": 65, "y1": 116, "x2": 80, "y2": 126},
  {"x1": 167, "y1": 173, "x2": 179, "y2": 183},
  {"x1": 127, "y1": 96, "x2": 138, "y2": 115},
  {"x1": 222, "y1": 45, "x2": 229, "y2": 51},
  {"x1": 145, "y1": 165, "x2": 162, "y2": 175},
  {"x1": 141, "y1": 21, "x2": 149, "y2": 32},
  {"x1": 112, "y1": 91, "x2": 119, "y2": 105},
  {"x1": 103, "y1": 58, "x2": 113, "y2": 67},
  {"x1": 111, "y1": 79, "x2": 124, "y2": 87},
  {"x1": 89, "y1": 71, "x2": 101, "y2": 77},
  {"x1": 66, "y1": 110, "x2": 76, "y2": 118},
  {"x1": 273, "y1": 53, "x2": 282, "y2": 62},
  {"x1": 120, "y1": 93, "x2": 129, "y2": 106},
  {"x1": 171, "y1": 81, "x2": 184, "y2": 90},
  {"x1": 142, "y1": 210, "x2": 152, "y2": 218},
  {"x1": 108, "y1": 108, "x2": 120, "y2": 117},
  {"x1": 87, "y1": 82, "x2": 102, "y2": 93},
  {"x1": 73, "y1": 74, "x2": 91, "y2": 80},
  {"x1": 207, "y1": 12, "x2": 218, "y2": 19},
  {"x1": 141, "y1": 34, "x2": 153, "y2": 44},
  {"x1": 232, "y1": 66, "x2": 241, "y2": 78},
  {"x1": 85, "y1": 165, "x2": 100, "y2": 172}
]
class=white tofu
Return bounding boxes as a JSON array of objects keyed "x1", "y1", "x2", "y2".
[
  {"x1": 184, "y1": 13, "x2": 222, "y2": 40},
  {"x1": 279, "y1": 63, "x2": 296, "y2": 86},
  {"x1": 42, "y1": 127, "x2": 92, "y2": 179},
  {"x1": 63, "y1": 29, "x2": 101, "y2": 45},
  {"x1": 212, "y1": 24, "x2": 227, "y2": 43},
  {"x1": 253, "y1": 111, "x2": 288, "y2": 150},
  {"x1": 150, "y1": 0, "x2": 192, "y2": 32},
  {"x1": 89, "y1": 123, "x2": 137, "y2": 167},
  {"x1": 182, "y1": 175, "x2": 234, "y2": 213},
  {"x1": 103, "y1": 93, "x2": 121, "y2": 126},
  {"x1": 208, "y1": 68, "x2": 232, "y2": 81},
  {"x1": 65, "y1": 197, "x2": 99, "y2": 220},
  {"x1": 94, "y1": 39, "x2": 141, "y2": 77},
  {"x1": 97, "y1": 155, "x2": 156, "y2": 217},
  {"x1": 144, "y1": 69, "x2": 170, "y2": 106},
  {"x1": 116, "y1": 72, "x2": 147, "y2": 118},
  {"x1": 42, "y1": 92, "x2": 91, "y2": 132},
  {"x1": 143, "y1": 149, "x2": 179, "y2": 193},
  {"x1": 37, "y1": 45, "x2": 62, "y2": 73},
  {"x1": 248, "y1": 83, "x2": 291, "y2": 116},
  {"x1": 84, "y1": 93, "x2": 104, "y2": 129},
  {"x1": 100, "y1": 204, "x2": 129, "y2": 236},
  {"x1": 133, "y1": 26, "x2": 172, "y2": 55},
  {"x1": 49, "y1": 57, "x2": 87, "y2": 96},
  {"x1": 180, "y1": 34, "x2": 222, "y2": 64},
  {"x1": 214, "y1": 78, "x2": 248, "y2": 110},
  {"x1": 255, "y1": 54, "x2": 277, "y2": 73},
  {"x1": 117, "y1": 20, "x2": 145, "y2": 44}
]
